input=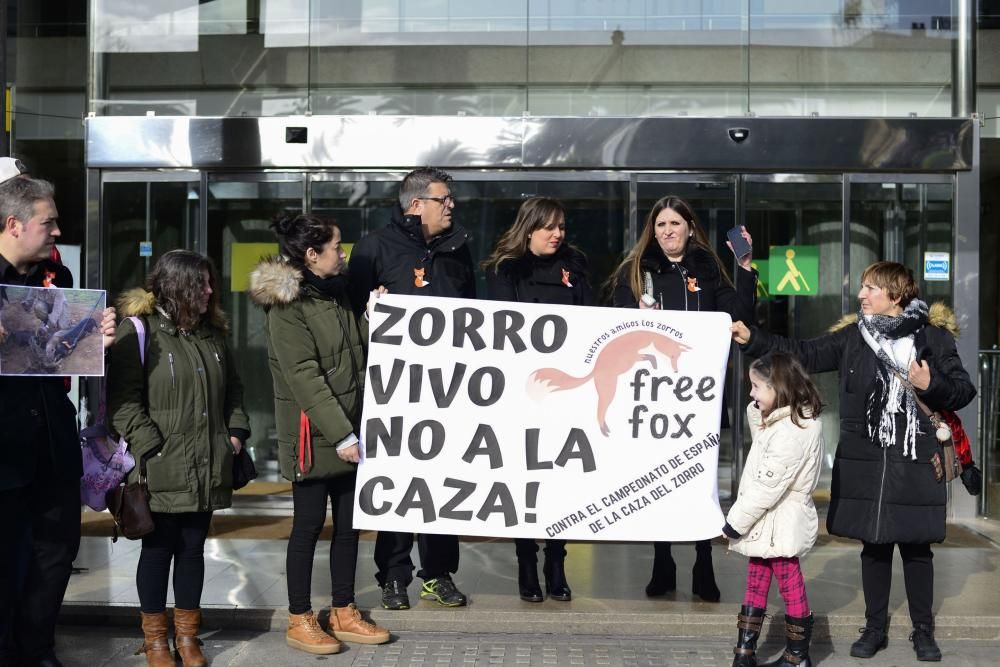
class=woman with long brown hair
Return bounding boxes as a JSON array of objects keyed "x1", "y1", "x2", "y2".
[
  {"x1": 611, "y1": 195, "x2": 757, "y2": 602},
  {"x1": 110, "y1": 250, "x2": 249, "y2": 667},
  {"x1": 483, "y1": 196, "x2": 594, "y2": 602}
]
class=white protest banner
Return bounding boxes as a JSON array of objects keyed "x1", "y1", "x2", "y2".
[{"x1": 354, "y1": 294, "x2": 732, "y2": 541}]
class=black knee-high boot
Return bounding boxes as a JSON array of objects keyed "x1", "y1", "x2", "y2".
[
  {"x1": 732, "y1": 605, "x2": 766, "y2": 667},
  {"x1": 645, "y1": 541, "x2": 677, "y2": 596},
  {"x1": 542, "y1": 551, "x2": 571, "y2": 601},
  {"x1": 761, "y1": 614, "x2": 813, "y2": 667},
  {"x1": 517, "y1": 558, "x2": 543, "y2": 602},
  {"x1": 693, "y1": 539, "x2": 721, "y2": 602}
]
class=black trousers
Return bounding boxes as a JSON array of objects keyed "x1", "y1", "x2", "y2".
[
  {"x1": 374, "y1": 531, "x2": 459, "y2": 586},
  {"x1": 286, "y1": 475, "x2": 358, "y2": 613},
  {"x1": 653, "y1": 539, "x2": 713, "y2": 560},
  {"x1": 0, "y1": 474, "x2": 81, "y2": 665},
  {"x1": 860, "y1": 541, "x2": 934, "y2": 630},
  {"x1": 136, "y1": 511, "x2": 213, "y2": 613},
  {"x1": 514, "y1": 539, "x2": 566, "y2": 563}
]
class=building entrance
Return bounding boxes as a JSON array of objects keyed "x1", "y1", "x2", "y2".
[{"x1": 94, "y1": 167, "x2": 959, "y2": 499}]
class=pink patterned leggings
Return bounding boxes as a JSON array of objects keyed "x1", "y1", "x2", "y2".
[{"x1": 743, "y1": 556, "x2": 810, "y2": 617}]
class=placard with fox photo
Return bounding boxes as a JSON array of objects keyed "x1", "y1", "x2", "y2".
[{"x1": 0, "y1": 285, "x2": 106, "y2": 377}]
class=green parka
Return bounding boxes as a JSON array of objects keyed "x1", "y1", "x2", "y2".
[
  {"x1": 248, "y1": 257, "x2": 367, "y2": 482},
  {"x1": 108, "y1": 289, "x2": 250, "y2": 513}
]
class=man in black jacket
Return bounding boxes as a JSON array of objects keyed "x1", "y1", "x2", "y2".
[
  {"x1": 0, "y1": 168, "x2": 115, "y2": 667},
  {"x1": 348, "y1": 167, "x2": 475, "y2": 610}
]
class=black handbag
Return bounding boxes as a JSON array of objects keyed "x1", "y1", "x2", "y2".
[
  {"x1": 106, "y1": 475, "x2": 154, "y2": 542},
  {"x1": 232, "y1": 448, "x2": 258, "y2": 490}
]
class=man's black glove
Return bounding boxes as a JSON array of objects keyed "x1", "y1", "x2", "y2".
[{"x1": 960, "y1": 465, "x2": 983, "y2": 496}]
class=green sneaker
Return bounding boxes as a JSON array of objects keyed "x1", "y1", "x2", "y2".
[{"x1": 419, "y1": 575, "x2": 468, "y2": 607}]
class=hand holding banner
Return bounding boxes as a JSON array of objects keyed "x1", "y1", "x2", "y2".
[{"x1": 354, "y1": 294, "x2": 732, "y2": 542}]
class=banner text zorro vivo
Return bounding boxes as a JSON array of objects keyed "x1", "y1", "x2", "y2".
[{"x1": 353, "y1": 294, "x2": 732, "y2": 541}]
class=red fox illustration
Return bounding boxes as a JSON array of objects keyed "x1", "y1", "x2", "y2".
[
  {"x1": 530, "y1": 331, "x2": 692, "y2": 436},
  {"x1": 414, "y1": 267, "x2": 429, "y2": 288},
  {"x1": 561, "y1": 268, "x2": 573, "y2": 288}
]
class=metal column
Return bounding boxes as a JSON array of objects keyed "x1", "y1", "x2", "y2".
[{"x1": 952, "y1": 0, "x2": 976, "y2": 117}]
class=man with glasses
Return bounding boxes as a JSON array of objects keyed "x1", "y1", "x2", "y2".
[{"x1": 348, "y1": 167, "x2": 475, "y2": 610}]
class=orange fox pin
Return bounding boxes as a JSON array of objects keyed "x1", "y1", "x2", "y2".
[
  {"x1": 413, "y1": 267, "x2": 429, "y2": 288},
  {"x1": 561, "y1": 268, "x2": 573, "y2": 288}
]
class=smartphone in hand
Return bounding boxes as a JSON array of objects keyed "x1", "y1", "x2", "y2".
[{"x1": 726, "y1": 226, "x2": 752, "y2": 258}]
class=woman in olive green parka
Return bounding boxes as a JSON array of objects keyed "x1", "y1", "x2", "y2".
[
  {"x1": 249, "y1": 255, "x2": 367, "y2": 483},
  {"x1": 249, "y1": 214, "x2": 389, "y2": 655},
  {"x1": 108, "y1": 250, "x2": 249, "y2": 667}
]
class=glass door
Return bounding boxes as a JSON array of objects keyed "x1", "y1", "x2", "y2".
[
  {"x1": 101, "y1": 173, "x2": 201, "y2": 304},
  {"x1": 206, "y1": 174, "x2": 306, "y2": 481},
  {"x1": 847, "y1": 176, "x2": 955, "y2": 308},
  {"x1": 743, "y1": 176, "x2": 844, "y2": 484}
]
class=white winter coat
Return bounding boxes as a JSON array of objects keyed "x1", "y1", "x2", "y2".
[{"x1": 726, "y1": 403, "x2": 824, "y2": 559}]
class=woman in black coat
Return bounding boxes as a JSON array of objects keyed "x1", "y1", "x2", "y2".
[
  {"x1": 611, "y1": 195, "x2": 756, "y2": 602},
  {"x1": 483, "y1": 196, "x2": 594, "y2": 602},
  {"x1": 732, "y1": 261, "x2": 975, "y2": 663}
]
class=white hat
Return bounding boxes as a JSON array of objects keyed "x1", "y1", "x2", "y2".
[{"x1": 0, "y1": 157, "x2": 27, "y2": 184}]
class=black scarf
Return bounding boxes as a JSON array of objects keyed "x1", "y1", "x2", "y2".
[
  {"x1": 857, "y1": 299, "x2": 929, "y2": 456},
  {"x1": 303, "y1": 269, "x2": 349, "y2": 303}
]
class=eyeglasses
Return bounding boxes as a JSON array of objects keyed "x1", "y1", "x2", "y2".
[{"x1": 416, "y1": 195, "x2": 455, "y2": 206}]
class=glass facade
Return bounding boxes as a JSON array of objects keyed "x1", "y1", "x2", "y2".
[{"x1": 87, "y1": 0, "x2": 964, "y2": 119}]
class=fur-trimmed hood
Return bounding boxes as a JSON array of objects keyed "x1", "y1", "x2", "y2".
[
  {"x1": 827, "y1": 301, "x2": 960, "y2": 337},
  {"x1": 116, "y1": 286, "x2": 229, "y2": 332},
  {"x1": 116, "y1": 287, "x2": 156, "y2": 317},
  {"x1": 248, "y1": 256, "x2": 303, "y2": 307}
]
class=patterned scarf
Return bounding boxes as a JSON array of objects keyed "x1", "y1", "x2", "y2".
[{"x1": 857, "y1": 299, "x2": 929, "y2": 459}]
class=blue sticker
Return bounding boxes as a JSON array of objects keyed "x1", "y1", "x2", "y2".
[{"x1": 139, "y1": 241, "x2": 153, "y2": 257}]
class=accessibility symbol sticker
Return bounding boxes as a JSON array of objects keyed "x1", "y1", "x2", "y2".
[{"x1": 768, "y1": 246, "x2": 818, "y2": 296}]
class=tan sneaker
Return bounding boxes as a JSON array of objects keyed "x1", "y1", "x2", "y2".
[
  {"x1": 287, "y1": 610, "x2": 342, "y2": 655},
  {"x1": 329, "y1": 604, "x2": 391, "y2": 645}
]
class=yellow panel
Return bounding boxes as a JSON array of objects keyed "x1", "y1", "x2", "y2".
[{"x1": 231, "y1": 243, "x2": 279, "y2": 292}]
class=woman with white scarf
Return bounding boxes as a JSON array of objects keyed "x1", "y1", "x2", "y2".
[{"x1": 731, "y1": 261, "x2": 975, "y2": 663}]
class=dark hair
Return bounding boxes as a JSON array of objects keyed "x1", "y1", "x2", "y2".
[
  {"x1": 147, "y1": 250, "x2": 227, "y2": 332},
  {"x1": 610, "y1": 195, "x2": 732, "y2": 300},
  {"x1": 399, "y1": 167, "x2": 452, "y2": 210},
  {"x1": 271, "y1": 213, "x2": 337, "y2": 267},
  {"x1": 861, "y1": 261, "x2": 919, "y2": 308},
  {"x1": 749, "y1": 352, "x2": 823, "y2": 427},
  {"x1": 481, "y1": 196, "x2": 567, "y2": 273},
  {"x1": 0, "y1": 176, "x2": 54, "y2": 231}
]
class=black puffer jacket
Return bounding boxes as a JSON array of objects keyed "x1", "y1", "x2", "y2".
[
  {"x1": 742, "y1": 304, "x2": 976, "y2": 545},
  {"x1": 485, "y1": 246, "x2": 594, "y2": 306},
  {"x1": 612, "y1": 246, "x2": 756, "y2": 321},
  {"x1": 347, "y1": 206, "x2": 476, "y2": 311}
]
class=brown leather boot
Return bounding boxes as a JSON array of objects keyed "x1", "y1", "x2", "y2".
[
  {"x1": 287, "y1": 611, "x2": 342, "y2": 655},
  {"x1": 173, "y1": 608, "x2": 207, "y2": 667},
  {"x1": 329, "y1": 604, "x2": 390, "y2": 645},
  {"x1": 137, "y1": 611, "x2": 174, "y2": 667}
]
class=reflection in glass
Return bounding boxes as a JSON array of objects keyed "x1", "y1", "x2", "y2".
[
  {"x1": 849, "y1": 181, "x2": 954, "y2": 307},
  {"x1": 93, "y1": 0, "x2": 199, "y2": 53}
]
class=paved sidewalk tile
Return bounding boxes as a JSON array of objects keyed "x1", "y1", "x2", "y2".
[{"x1": 54, "y1": 627, "x2": 997, "y2": 666}]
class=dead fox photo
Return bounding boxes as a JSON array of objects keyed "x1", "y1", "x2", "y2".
[{"x1": 0, "y1": 285, "x2": 105, "y2": 376}]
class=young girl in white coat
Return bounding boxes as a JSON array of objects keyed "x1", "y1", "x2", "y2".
[{"x1": 723, "y1": 352, "x2": 824, "y2": 667}]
